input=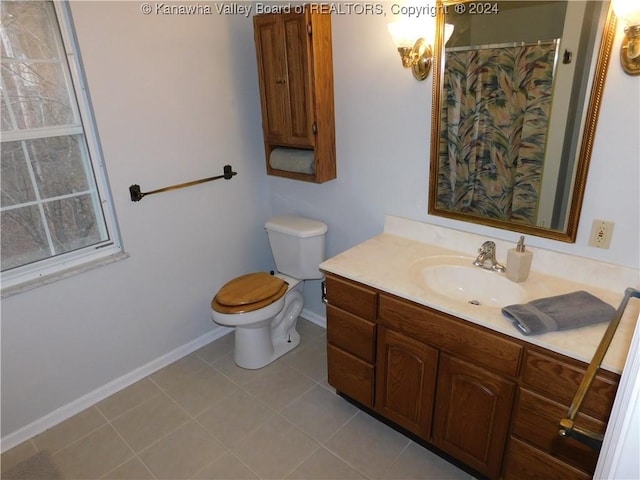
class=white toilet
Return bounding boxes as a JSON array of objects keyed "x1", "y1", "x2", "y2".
[{"x1": 210, "y1": 216, "x2": 328, "y2": 369}]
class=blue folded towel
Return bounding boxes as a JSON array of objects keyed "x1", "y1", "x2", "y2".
[{"x1": 502, "y1": 291, "x2": 615, "y2": 336}]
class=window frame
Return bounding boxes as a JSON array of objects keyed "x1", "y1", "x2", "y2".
[{"x1": 1, "y1": 1, "x2": 123, "y2": 294}]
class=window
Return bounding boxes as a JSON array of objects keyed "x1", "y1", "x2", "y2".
[{"x1": 1, "y1": 1, "x2": 121, "y2": 291}]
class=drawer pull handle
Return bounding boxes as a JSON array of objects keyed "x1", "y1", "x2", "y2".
[
  {"x1": 321, "y1": 279, "x2": 328, "y2": 304},
  {"x1": 558, "y1": 287, "x2": 640, "y2": 450}
]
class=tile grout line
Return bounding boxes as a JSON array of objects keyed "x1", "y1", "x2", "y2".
[
  {"x1": 314, "y1": 443, "x2": 376, "y2": 480},
  {"x1": 94, "y1": 387, "x2": 164, "y2": 425},
  {"x1": 98, "y1": 424, "x2": 158, "y2": 480},
  {"x1": 8, "y1": 320, "x2": 436, "y2": 480},
  {"x1": 43, "y1": 408, "x2": 111, "y2": 456},
  {"x1": 188, "y1": 333, "x2": 333, "y2": 480},
  {"x1": 315, "y1": 411, "x2": 376, "y2": 480}
]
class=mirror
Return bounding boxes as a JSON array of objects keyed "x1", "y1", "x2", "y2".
[{"x1": 429, "y1": 0, "x2": 616, "y2": 242}]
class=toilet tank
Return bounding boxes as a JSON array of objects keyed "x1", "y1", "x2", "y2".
[{"x1": 265, "y1": 216, "x2": 328, "y2": 280}]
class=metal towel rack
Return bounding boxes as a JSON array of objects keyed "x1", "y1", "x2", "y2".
[
  {"x1": 558, "y1": 287, "x2": 640, "y2": 451},
  {"x1": 129, "y1": 164, "x2": 237, "y2": 202}
]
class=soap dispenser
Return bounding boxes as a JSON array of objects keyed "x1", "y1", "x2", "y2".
[{"x1": 506, "y1": 236, "x2": 533, "y2": 282}]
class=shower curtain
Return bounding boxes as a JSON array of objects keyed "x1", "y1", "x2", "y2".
[{"x1": 437, "y1": 43, "x2": 557, "y2": 224}]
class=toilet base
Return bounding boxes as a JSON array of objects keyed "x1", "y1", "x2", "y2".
[
  {"x1": 234, "y1": 327, "x2": 300, "y2": 369},
  {"x1": 233, "y1": 322, "x2": 300, "y2": 369},
  {"x1": 232, "y1": 288, "x2": 304, "y2": 369}
]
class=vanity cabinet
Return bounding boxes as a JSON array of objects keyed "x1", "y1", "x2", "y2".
[
  {"x1": 324, "y1": 273, "x2": 621, "y2": 480},
  {"x1": 253, "y1": 7, "x2": 336, "y2": 183}
]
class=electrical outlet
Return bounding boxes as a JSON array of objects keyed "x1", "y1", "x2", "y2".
[{"x1": 589, "y1": 219, "x2": 614, "y2": 249}]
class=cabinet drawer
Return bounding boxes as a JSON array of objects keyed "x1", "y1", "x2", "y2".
[
  {"x1": 327, "y1": 305, "x2": 376, "y2": 362},
  {"x1": 521, "y1": 349, "x2": 619, "y2": 420},
  {"x1": 325, "y1": 275, "x2": 377, "y2": 320},
  {"x1": 503, "y1": 436, "x2": 591, "y2": 480},
  {"x1": 513, "y1": 389, "x2": 602, "y2": 474},
  {"x1": 378, "y1": 294, "x2": 522, "y2": 377},
  {"x1": 327, "y1": 344, "x2": 374, "y2": 407}
]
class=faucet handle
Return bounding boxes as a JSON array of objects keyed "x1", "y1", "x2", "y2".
[
  {"x1": 480, "y1": 240, "x2": 496, "y2": 252},
  {"x1": 474, "y1": 240, "x2": 504, "y2": 272}
]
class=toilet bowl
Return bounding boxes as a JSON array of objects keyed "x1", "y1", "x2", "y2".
[
  {"x1": 210, "y1": 215, "x2": 328, "y2": 369},
  {"x1": 211, "y1": 272, "x2": 304, "y2": 369}
]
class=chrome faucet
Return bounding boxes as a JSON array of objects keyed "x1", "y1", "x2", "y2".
[{"x1": 473, "y1": 241, "x2": 506, "y2": 272}]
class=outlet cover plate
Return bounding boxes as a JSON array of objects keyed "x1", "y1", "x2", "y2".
[{"x1": 589, "y1": 219, "x2": 614, "y2": 249}]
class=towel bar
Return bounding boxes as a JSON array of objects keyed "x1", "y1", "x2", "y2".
[
  {"x1": 129, "y1": 165, "x2": 237, "y2": 202},
  {"x1": 558, "y1": 287, "x2": 640, "y2": 451}
]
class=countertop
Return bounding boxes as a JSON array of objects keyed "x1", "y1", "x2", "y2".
[{"x1": 320, "y1": 227, "x2": 640, "y2": 374}]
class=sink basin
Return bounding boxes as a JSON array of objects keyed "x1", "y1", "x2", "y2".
[{"x1": 411, "y1": 256, "x2": 527, "y2": 307}]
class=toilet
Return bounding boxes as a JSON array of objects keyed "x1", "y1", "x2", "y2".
[{"x1": 211, "y1": 216, "x2": 328, "y2": 369}]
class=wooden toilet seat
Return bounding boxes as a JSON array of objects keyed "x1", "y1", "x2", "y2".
[{"x1": 211, "y1": 272, "x2": 288, "y2": 314}]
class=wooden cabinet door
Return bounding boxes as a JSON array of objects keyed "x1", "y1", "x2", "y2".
[
  {"x1": 433, "y1": 354, "x2": 516, "y2": 479},
  {"x1": 280, "y1": 13, "x2": 314, "y2": 147},
  {"x1": 254, "y1": 15, "x2": 288, "y2": 141},
  {"x1": 254, "y1": 13, "x2": 314, "y2": 148},
  {"x1": 375, "y1": 327, "x2": 438, "y2": 439}
]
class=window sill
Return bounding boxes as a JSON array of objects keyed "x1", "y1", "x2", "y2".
[{"x1": 1, "y1": 251, "x2": 130, "y2": 299}]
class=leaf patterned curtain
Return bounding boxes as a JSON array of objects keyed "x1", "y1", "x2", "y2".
[{"x1": 436, "y1": 43, "x2": 556, "y2": 225}]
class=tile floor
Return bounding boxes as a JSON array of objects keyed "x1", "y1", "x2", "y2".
[{"x1": 1, "y1": 319, "x2": 474, "y2": 480}]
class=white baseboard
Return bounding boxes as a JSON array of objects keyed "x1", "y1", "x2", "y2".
[
  {"x1": 301, "y1": 308, "x2": 326, "y2": 329},
  {"x1": 1, "y1": 326, "x2": 232, "y2": 453},
  {"x1": 1, "y1": 310, "x2": 328, "y2": 454}
]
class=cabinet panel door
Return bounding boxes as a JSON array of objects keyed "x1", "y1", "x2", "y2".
[
  {"x1": 282, "y1": 14, "x2": 314, "y2": 146},
  {"x1": 375, "y1": 327, "x2": 438, "y2": 439},
  {"x1": 254, "y1": 16, "x2": 288, "y2": 140},
  {"x1": 433, "y1": 354, "x2": 515, "y2": 479}
]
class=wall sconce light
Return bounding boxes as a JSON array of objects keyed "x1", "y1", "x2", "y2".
[
  {"x1": 612, "y1": 0, "x2": 640, "y2": 75},
  {"x1": 388, "y1": 21, "x2": 454, "y2": 81},
  {"x1": 388, "y1": 21, "x2": 433, "y2": 81}
]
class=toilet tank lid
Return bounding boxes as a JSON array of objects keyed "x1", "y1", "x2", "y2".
[{"x1": 265, "y1": 216, "x2": 328, "y2": 238}]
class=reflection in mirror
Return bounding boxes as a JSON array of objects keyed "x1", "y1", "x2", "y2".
[{"x1": 429, "y1": 0, "x2": 616, "y2": 242}]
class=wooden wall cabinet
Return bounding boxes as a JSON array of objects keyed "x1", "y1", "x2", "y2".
[
  {"x1": 253, "y1": 7, "x2": 336, "y2": 183},
  {"x1": 324, "y1": 273, "x2": 620, "y2": 480}
]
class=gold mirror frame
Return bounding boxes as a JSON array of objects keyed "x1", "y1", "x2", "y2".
[{"x1": 429, "y1": 1, "x2": 617, "y2": 242}]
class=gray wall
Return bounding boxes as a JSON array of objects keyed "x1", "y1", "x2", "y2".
[{"x1": 1, "y1": 3, "x2": 274, "y2": 439}]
